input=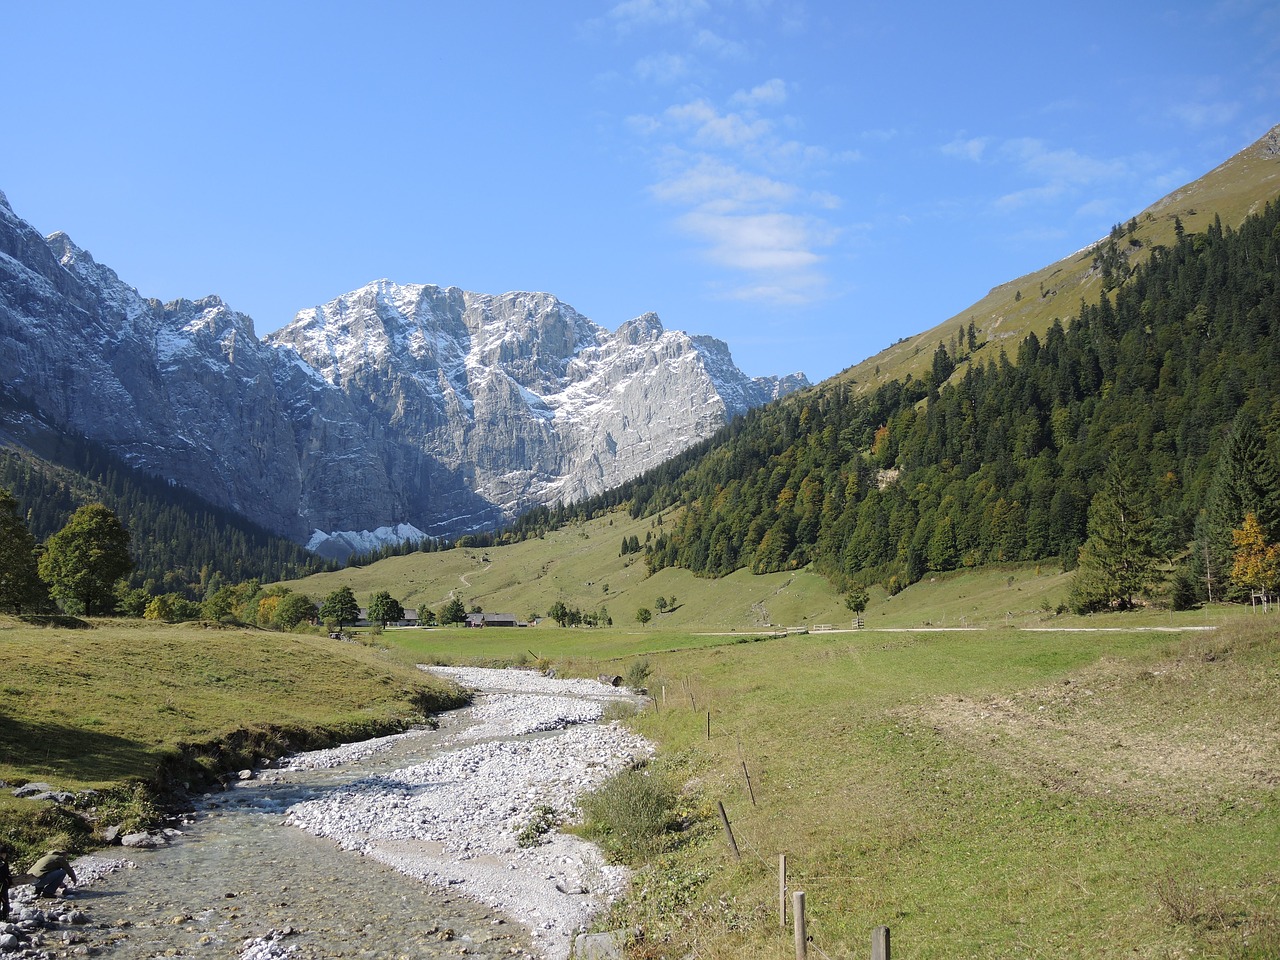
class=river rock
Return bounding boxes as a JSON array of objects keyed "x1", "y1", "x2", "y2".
[
  {"x1": 11, "y1": 782, "x2": 54, "y2": 798},
  {"x1": 572, "y1": 929, "x2": 628, "y2": 959},
  {"x1": 0, "y1": 933, "x2": 19, "y2": 950},
  {"x1": 120, "y1": 832, "x2": 167, "y2": 849}
]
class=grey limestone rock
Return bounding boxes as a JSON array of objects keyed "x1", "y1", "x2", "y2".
[{"x1": 0, "y1": 199, "x2": 808, "y2": 548}]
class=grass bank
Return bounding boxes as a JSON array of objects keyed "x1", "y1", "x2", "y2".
[
  {"x1": 0, "y1": 616, "x2": 465, "y2": 862},
  {"x1": 396, "y1": 617, "x2": 1280, "y2": 960}
]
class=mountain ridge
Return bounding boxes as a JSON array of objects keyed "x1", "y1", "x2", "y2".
[
  {"x1": 842, "y1": 124, "x2": 1280, "y2": 392},
  {"x1": 0, "y1": 197, "x2": 808, "y2": 553}
]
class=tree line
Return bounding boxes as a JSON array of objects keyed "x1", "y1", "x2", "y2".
[
  {"x1": 0, "y1": 433, "x2": 334, "y2": 597},
  {"x1": 559, "y1": 202, "x2": 1280, "y2": 610}
]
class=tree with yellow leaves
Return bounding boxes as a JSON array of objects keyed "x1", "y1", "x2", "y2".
[{"x1": 1231, "y1": 512, "x2": 1280, "y2": 605}]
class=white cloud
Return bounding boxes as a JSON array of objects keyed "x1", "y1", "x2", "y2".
[
  {"x1": 942, "y1": 136, "x2": 989, "y2": 162},
  {"x1": 693, "y1": 28, "x2": 748, "y2": 59},
  {"x1": 651, "y1": 156, "x2": 797, "y2": 207},
  {"x1": 995, "y1": 184, "x2": 1066, "y2": 212},
  {"x1": 731, "y1": 78, "x2": 788, "y2": 108},
  {"x1": 999, "y1": 138, "x2": 1127, "y2": 184},
  {"x1": 609, "y1": 0, "x2": 709, "y2": 31},
  {"x1": 650, "y1": 154, "x2": 840, "y2": 304},
  {"x1": 679, "y1": 208, "x2": 834, "y2": 273},
  {"x1": 665, "y1": 99, "x2": 773, "y2": 148},
  {"x1": 1167, "y1": 99, "x2": 1242, "y2": 129}
]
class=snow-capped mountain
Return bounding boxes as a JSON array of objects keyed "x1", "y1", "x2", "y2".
[{"x1": 0, "y1": 190, "x2": 808, "y2": 550}]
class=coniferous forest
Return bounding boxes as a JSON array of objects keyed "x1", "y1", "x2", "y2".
[
  {"x1": 601, "y1": 203, "x2": 1280, "y2": 607},
  {"x1": 0, "y1": 432, "x2": 333, "y2": 597}
]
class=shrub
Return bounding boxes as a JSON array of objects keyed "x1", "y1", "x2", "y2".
[
  {"x1": 624, "y1": 658, "x2": 652, "y2": 689},
  {"x1": 516, "y1": 804, "x2": 561, "y2": 848},
  {"x1": 577, "y1": 766, "x2": 676, "y2": 862}
]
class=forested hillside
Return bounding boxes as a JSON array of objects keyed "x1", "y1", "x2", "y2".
[
  {"x1": 607, "y1": 203, "x2": 1280, "y2": 605},
  {"x1": 0, "y1": 433, "x2": 331, "y2": 596}
]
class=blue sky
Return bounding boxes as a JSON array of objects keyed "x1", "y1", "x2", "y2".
[{"x1": 2, "y1": 2, "x2": 1277, "y2": 383}]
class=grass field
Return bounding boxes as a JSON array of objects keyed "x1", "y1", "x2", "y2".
[
  {"x1": 400, "y1": 617, "x2": 1280, "y2": 960},
  {"x1": 3, "y1": 522, "x2": 1276, "y2": 958},
  {"x1": 0, "y1": 617, "x2": 463, "y2": 860}
]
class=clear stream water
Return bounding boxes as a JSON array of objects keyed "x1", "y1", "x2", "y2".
[{"x1": 71, "y1": 709, "x2": 537, "y2": 959}]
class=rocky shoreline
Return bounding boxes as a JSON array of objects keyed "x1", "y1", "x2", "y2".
[{"x1": 2, "y1": 667, "x2": 651, "y2": 960}]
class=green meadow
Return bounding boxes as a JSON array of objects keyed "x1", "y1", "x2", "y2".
[{"x1": 1, "y1": 511, "x2": 1275, "y2": 958}]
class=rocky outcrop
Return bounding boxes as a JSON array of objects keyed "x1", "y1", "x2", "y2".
[{"x1": 0, "y1": 191, "x2": 808, "y2": 547}]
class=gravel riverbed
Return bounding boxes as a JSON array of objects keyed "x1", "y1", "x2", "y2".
[
  {"x1": 5, "y1": 667, "x2": 652, "y2": 960},
  {"x1": 281, "y1": 666, "x2": 653, "y2": 960}
]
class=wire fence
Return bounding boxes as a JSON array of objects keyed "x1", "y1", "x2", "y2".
[{"x1": 658, "y1": 677, "x2": 894, "y2": 960}]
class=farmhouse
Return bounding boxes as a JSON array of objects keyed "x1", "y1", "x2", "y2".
[
  {"x1": 464, "y1": 612, "x2": 522, "y2": 628},
  {"x1": 355, "y1": 607, "x2": 420, "y2": 627}
]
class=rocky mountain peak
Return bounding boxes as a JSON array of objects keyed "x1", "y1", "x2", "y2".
[{"x1": 0, "y1": 194, "x2": 808, "y2": 552}]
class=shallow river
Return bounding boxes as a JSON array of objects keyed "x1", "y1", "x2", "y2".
[{"x1": 77, "y1": 708, "x2": 537, "y2": 959}]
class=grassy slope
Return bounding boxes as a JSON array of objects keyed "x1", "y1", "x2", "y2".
[
  {"x1": 0, "y1": 617, "x2": 462, "y2": 858},
  {"x1": 839, "y1": 124, "x2": 1280, "y2": 393},
  {"x1": 288, "y1": 506, "x2": 1254, "y2": 634}
]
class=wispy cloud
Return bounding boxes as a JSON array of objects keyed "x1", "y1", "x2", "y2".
[
  {"x1": 608, "y1": 3, "x2": 849, "y2": 306},
  {"x1": 1167, "y1": 98, "x2": 1242, "y2": 129},
  {"x1": 730, "y1": 78, "x2": 788, "y2": 108},
  {"x1": 609, "y1": 0, "x2": 709, "y2": 32},
  {"x1": 634, "y1": 51, "x2": 690, "y2": 84},
  {"x1": 941, "y1": 136, "x2": 989, "y2": 162},
  {"x1": 638, "y1": 92, "x2": 846, "y2": 304},
  {"x1": 943, "y1": 134, "x2": 1133, "y2": 215}
]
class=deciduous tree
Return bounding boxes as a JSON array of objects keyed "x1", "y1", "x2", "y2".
[
  {"x1": 438, "y1": 596, "x2": 467, "y2": 625},
  {"x1": 367, "y1": 590, "x2": 404, "y2": 627},
  {"x1": 275, "y1": 592, "x2": 318, "y2": 630},
  {"x1": 38, "y1": 503, "x2": 132, "y2": 616},
  {"x1": 1231, "y1": 512, "x2": 1280, "y2": 601},
  {"x1": 319, "y1": 585, "x2": 360, "y2": 628}
]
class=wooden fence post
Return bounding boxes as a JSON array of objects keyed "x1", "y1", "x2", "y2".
[
  {"x1": 872, "y1": 924, "x2": 890, "y2": 960},
  {"x1": 778, "y1": 854, "x2": 787, "y2": 930},
  {"x1": 793, "y1": 890, "x2": 806, "y2": 960},
  {"x1": 706, "y1": 710, "x2": 711, "y2": 740},
  {"x1": 716, "y1": 801, "x2": 740, "y2": 860}
]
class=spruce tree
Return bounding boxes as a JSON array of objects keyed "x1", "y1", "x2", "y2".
[
  {"x1": 1070, "y1": 464, "x2": 1159, "y2": 612},
  {"x1": 0, "y1": 488, "x2": 47, "y2": 614}
]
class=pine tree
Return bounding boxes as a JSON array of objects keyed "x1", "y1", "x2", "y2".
[{"x1": 0, "y1": 487, "x2": 47, "y2": 614}]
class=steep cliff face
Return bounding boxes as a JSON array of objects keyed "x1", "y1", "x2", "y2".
[
  {"x1": 0, "y1": 192, "x2": 808, "y2": 547},
  {"x1": 0, "y1": 192, "x2": 309, "y2": 538},
  {"x1": 266, "y1": 282, "x2": 805, "y2": 534}
]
